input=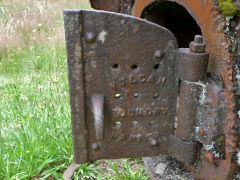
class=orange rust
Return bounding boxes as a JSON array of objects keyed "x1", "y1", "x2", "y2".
[{"x1": 132, "y1": 0, "x2": 238, "y2": 179}]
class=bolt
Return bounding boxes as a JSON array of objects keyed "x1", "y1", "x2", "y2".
[
  {"x1": 85, "y1": 32, "x2": 96, "y2": 43},
  {"x1": 154, "y1": 50, "x2": 164, "y2": 59},
  {"x1": 150, "y1": 139, "x2": 158, "y2": 146},
  {"x1": 189, "y1": 35, "x2": 206, "y2": 53},
  {"x1": 194, "y1": 35, "x2": 203, "y2": 43},
  {"x1": 91, "y1": 142, "x2": 100, "y2": 151}
]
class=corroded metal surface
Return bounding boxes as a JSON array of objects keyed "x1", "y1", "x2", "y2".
[
  {"x1": 64, "y1": 9, "x2": 178, "y2": 163},
  {"x1": 83, "y1": 0, "x2": 239, "y2": 178},
  {"x1": 176, "y1": 38, "x2": 208, "y2": 142},
  {"x1": 176, "y1": 81, "x2": 202, "y2": 142},
  {"x1": 130, "y1": 1, "x2": 239, "y2": 179},
  {"x1": 168, "y1": 135, "x2": 198, "y2": 163},
  {"x1": 89, "y1": 0, "x2": 120, "y2": 12},
  {"x1": 89, "y1": 0, "x2": 134, "y2": 14},
  {"x1": 169, "y1": 36, "x2": 208, "y2": 164}
]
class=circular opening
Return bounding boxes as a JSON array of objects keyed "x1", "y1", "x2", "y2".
[
  {"x1": 153, "y1": 93, "x2": 159, "y2": 99},
  {"x1": 131, "y1": 64, "x2": 138, "y2": 70},
  {"x1": 115, "y1": 93, "x2": 121, "y2": 98},
  {"x1": 115, "y1": 121, "x2": 121, "y2": 126},
  {"x1": 134, "y1": 92, "x2": 139, "y2": 98},
  {"x1": 149, "y1": 120, "x2": 155, "y2": 126},
  {"x1": 154, "y1": 64, "x2": 160, "y2": 70},
  {"x1": 141, "y1": 1, "x2": 202, "y2": 48},
  {"x1": 112, "y1": 64, "x2": 119, "y2": 70}
]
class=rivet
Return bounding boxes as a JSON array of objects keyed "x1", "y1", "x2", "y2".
[
  {"x1": 150, "y1": 139, "x2": 158, "y2": 146},
  {"x1": 154, "y1": 50, "x2": 163, "y2": 59},
  {"x1": 85, "y1": 32, "x2": 96, "y2": 43},
  {"x1": 91, "y1": 142, "x2": 100, "y2": 151}
]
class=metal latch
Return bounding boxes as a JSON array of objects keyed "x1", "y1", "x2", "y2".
[{"x1": 63, "y1": 9, "x2": 208, "y2": 179}]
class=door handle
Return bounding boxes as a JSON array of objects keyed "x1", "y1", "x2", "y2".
[{"x1": 91, "y1": 94, "x2": 104, "y2": 145}]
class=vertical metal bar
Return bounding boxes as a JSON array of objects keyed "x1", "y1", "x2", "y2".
[
  {"x1": 64, "y1": 10, "x2": 88, "y2": 163},
  {"x1": 175, "y1": 35, "x2": 208, "y2": 142},
  {"x1": 175, "y1": 81, "x2": 201, "y2": 141},
  {"x1": 168, "y1": 35, "x2": 208, "y2": 163}
]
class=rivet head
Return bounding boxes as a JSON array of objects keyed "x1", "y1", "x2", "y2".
[
  {"x1": 150, "y1": 139, "x2": 158, "y2": 146},
  {"x1": 85, "y1": 32, "x2": 96, "y2": 43},
  {"x1": 154, "y1": 50, "x2": 164, "y2": 59},
  {"x1": 91, "y1": 142, "x2": 100, "y2": 151}
]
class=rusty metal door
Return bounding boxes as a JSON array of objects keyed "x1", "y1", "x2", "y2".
[{"x1": 64, "y1": 9, "x2": 178, "y2": 164}]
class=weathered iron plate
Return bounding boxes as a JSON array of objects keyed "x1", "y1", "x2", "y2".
[{"x1": 64, "y1": 9, "x2": 178, "y2": 164}]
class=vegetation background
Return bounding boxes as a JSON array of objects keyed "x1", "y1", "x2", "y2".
[{"x1": 0, "y1": 0, "x2": 148, "y2": 179}]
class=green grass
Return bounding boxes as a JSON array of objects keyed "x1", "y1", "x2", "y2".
[
  {"x1": 102, "y1": 159, "x2": 149, "y2": 180},
  {"x1": 0, "y1": 45, "x2": 73, "y2": 179}
]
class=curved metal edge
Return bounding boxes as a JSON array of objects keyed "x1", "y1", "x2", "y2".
[
  {"x1": 63, "y1": 163, "x2": 80, "y2": 180},
  {"x1": 63, "y1": 9, "x2": 177, "y2": 42}
]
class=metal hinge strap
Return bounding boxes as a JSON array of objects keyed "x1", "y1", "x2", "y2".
[{"x1": 169, "y1": 35, "x2": 208, "y2": 163}]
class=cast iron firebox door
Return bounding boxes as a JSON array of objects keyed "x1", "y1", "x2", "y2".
[
  {"x1": 64, "y1": 9, "x2": 178, "y2": 161},
  {"x1": 64, "y1": 9, "x2": 179, "y2": 173}
]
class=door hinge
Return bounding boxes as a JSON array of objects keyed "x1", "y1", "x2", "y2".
[{"x1": 168, "y1": 35, "x2": 209, "y2": 163}]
